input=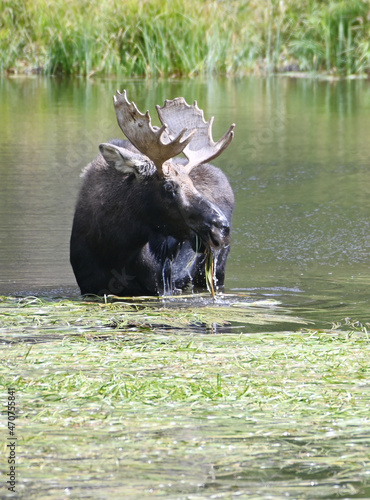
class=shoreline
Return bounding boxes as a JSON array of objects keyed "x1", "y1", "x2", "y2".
[
  {"x1": 1, "y1": 0, "x2": 369, "y2": 79},
  {"x1": 3, "y1": 68, "x2": 370, "y2": 81}
]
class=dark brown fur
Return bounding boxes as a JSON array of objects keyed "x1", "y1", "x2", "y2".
[{"x1": 70, "y1": 139, "x2": 234, "y2": 296}]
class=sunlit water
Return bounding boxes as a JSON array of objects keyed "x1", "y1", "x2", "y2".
[{"x1": 0, "y1": 76, "x2": 369, "y2": 327}]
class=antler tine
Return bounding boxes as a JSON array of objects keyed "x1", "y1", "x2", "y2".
[
  {"x1": 200, "y1": 121, "x2": 236, "y2": 166},
  {"x1": 157, "y1": 98, "x2": 235, "y2": 170},
  {"x1": 113, "y1": 90, "x2": 196, "y2": 175}
]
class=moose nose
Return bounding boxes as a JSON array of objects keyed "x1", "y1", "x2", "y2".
[{"x1": 209, "y1": 210, "x2": 231, "y2": 248}]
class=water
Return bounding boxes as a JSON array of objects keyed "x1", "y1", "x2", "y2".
[{"x1": 0, "y1": 76, "x2": 369, "y2": 326}]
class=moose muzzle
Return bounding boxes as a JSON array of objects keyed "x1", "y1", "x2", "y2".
[
  {"x1": 208, "y1": 209, "x2": 231, "y2": 249},
  {"x1": 189, "y1": 198, "x2": 231, "y2": 249}
]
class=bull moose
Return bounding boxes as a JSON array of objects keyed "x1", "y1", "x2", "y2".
[{"x1": 70, "y1": 90, "x2": 235, "y2": 296}]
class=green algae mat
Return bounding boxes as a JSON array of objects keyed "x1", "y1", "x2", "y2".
[{"x1": 1, "y1": 295, "x2": 369, "y2": 499}]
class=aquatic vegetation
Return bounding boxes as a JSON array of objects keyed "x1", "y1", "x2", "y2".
[
  {"x1": 1, "y1": 0, "x2": 369, "y2": 77},
  {"x1": 0, "y1": 294, "x2": 305, "y2": 334},
  {"x1": 0, "y1": 295, "x2": 369, "y2": 498}
]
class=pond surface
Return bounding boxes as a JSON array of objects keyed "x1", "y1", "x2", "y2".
[{"x1": 0, "y1": 76, "x2": 369, "y2": 327}]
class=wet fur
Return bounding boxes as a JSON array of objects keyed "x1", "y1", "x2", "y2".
[{"x1": 70, "y1": 139, "x2": 234, "y2": 296}]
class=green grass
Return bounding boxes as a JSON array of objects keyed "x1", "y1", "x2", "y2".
[
  {"x1": 1, "y1": 0, "x2": 370, "y2": 77},
  {"x1": 1, "y1": 295, "x2": 370, "y2": 498}
]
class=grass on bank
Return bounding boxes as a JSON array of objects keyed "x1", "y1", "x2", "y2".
[
  {"x1": 0, "y1": 295, "x2": 370, "y2": 498},
  {"x1": 1, "y1": 0, "x2": 370, "y2": 78}
]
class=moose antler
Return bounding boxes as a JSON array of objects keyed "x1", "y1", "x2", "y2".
[
  {"x1": 156, "y1": 98, "x2": 235, "y2": 169},
  {"x1": 114, "y1": 90, "x2": 196, "y2": 175},
  {"x1": 113, "y1": 90, "x2": 235, "y2": 174}
]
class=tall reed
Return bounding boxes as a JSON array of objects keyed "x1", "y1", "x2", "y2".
[{"x1": 1, "y1": 0, "x2": 369, "y2": 77}]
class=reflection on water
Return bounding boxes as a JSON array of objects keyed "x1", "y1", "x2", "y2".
[{"x1": 0, "y1": 76, "x2": 369, "y2": 324}]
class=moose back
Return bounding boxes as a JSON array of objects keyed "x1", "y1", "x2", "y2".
[{"x1": 70, "y1": 91, "x2": 235, "y2": 296}]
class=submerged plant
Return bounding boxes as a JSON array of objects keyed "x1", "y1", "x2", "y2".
[
  {"x1": 205, "y1": 247, "x2": 216, "y2": 298},
  {"x1": 1, "y1": 295, "x2": 370, "y2": 498}
]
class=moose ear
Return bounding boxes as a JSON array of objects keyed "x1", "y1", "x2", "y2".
[{"x1": 99, "y1": 143, "x2": 155, "y2": 177}]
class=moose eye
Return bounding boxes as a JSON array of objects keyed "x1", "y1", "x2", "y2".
[{"x1": 163, "y1": 181, "x2": 177, "y2": 196}]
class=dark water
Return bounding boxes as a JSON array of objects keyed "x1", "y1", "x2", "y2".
[{"x1": 0, "y1": 76, "x2": 369, "y2": 326}]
